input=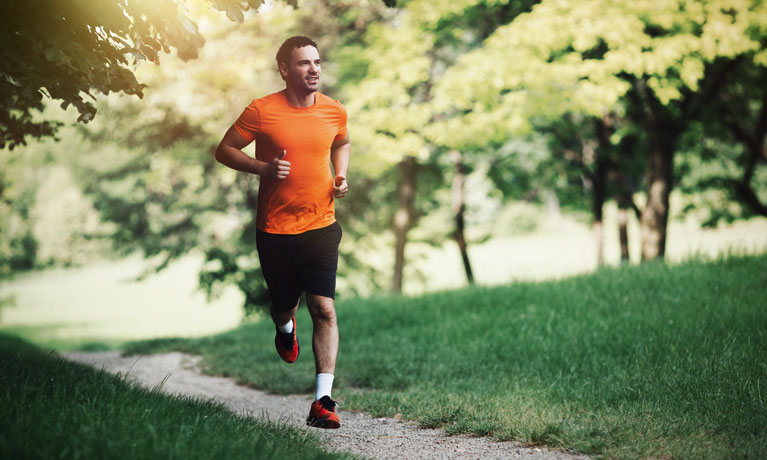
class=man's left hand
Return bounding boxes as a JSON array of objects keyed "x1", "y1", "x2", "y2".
[{"x1": 333, "y1": 176, "x2": 348, "y2": 198}]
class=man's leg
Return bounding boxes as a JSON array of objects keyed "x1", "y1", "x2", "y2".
[
  {"x1": 298, "y1": 223, "x2": 342, "y2": 376},
  {"x1": 257, "y1": 228, "x2": 303, "y2": 362},
  {"x1": 305, "y1": 293, "x2": 341, "y2": 429},
  {"x1": 299, "y1": 224, "x2": 342, "y2": 428},
  {"x1": 306, "y1": 294, "x2": 338, "y2": 376}
]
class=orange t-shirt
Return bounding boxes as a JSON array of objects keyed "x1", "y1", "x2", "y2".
[{"x1": 233, "y1": 90, "x2": 348, "y2": 234}]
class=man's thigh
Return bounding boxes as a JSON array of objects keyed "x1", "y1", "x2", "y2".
[
  {"x1": 256, "y1": 230, "x2": 302, "y2": 311},
  {"x1": 295, "y1": 222, "x2": 342, "y2": 299}
]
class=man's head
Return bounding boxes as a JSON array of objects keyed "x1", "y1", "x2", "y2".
[{"x1": 276, "y1": 36, "x2": 321, "y2": 93}]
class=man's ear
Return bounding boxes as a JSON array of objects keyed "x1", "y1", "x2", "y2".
[{"x1": 279, "y1": 61, "x2": 288, "y2": 79}]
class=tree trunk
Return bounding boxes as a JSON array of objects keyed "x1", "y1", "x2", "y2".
[
  {"x1": 392, "y1": 156, "x2": 418, "y2": 293},
  {"x1": 450, "y1": 150, "x2": 474, "y2": 284},
  {"x1": 593, "y1": 115, "x2": 615, "y2": 267},
  {"x1": 640, "y1": 141, "x2": 673, "y2": 261},
  {"x1": 592, "y1": 152, "x2": 608, "y2": 268},
  {"x1": 617, "y1": 206, "x2": 630, "y2": 262},
  {"x1": 544, "y1": 190, "x2": 561, "y2": 218},
  {"x1": 593, "y1": 220, "x2": 604, "y2": 267},
  {"x1": 630, "y1": 79, "x2": 680, "y2": 262}
]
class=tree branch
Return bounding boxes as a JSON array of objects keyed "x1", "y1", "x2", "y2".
[
  {"x1": 734, "y1": 179, "x2": 767, "y2": 217},
  {"x1": 684, "y1": 57, "x2": 742, "y2": 120}
]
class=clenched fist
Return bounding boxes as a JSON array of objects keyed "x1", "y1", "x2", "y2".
[
  {"x1": 333, "y1": 175, "x2": 348, "y2": 198},
  {"x1": 265, "y1": 150, "x2": 290, "y2": 180}
]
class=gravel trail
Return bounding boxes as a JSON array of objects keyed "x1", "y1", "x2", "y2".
[{"x1": 64, "y1": 351, "x2": 589, "y2": 460}]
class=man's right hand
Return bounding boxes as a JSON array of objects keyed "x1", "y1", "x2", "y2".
[{"x1": 265, "y1": 150, "x2": 290, "y2": 180}]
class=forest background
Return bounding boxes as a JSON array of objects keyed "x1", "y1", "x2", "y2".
[{"x1": 1, "y1": 0, "x2": 766, "y2": 343}]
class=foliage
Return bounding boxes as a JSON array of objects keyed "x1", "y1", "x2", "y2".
[
  {"x1": 60, "y1": 1, "x2": 401, "y2": 306},
  {"x1": 677, "y1": 56, "x2": 767, "y2": 224},
  {"x1": 55, "y1": 3, "x2": 300, "y2": 308},
  {"x1": 4, "y1": 0, "x2": 766, "y2": 297},
  {"x1": 0, "y1": 156, "x2": 38, "y2": 274},
  {"x1": 676, "y1": 121, "x2": 767, "y2": 226},
  {"x1": 433, "y1": 0, "x2": 767, "y2": 146},
  {"x1": 430, "y1": 0, "x2": 767, "y2": 257},
  {"x1": 343, "y1": 0, "x2": 540, "y2": 169},
  {"x1": 0, "y1": 126, "x2": 115, "y2": 275},
  {"x1": 0, "y1": 0, "x2": 280, "y2": 150},
  {"x1": 31, "y1": 166, "x2": 113, "y2": 266},
  {"x1": 338, "y1": 0, "x2": 545, "y2": 290},
  {"x1": 76, "y1": 105, "x2": 219, "y2": 263},
  {"x1": 429, "y1": 0, "x2": 767, "y2": 199}
]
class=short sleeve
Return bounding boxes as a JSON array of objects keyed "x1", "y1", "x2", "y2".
[
  {"x1": 333, "y1": 102, "x2": 348, "y2": 142},
  {"x1": 233, "y1": 100, "x2": 261, "y2": 143}
]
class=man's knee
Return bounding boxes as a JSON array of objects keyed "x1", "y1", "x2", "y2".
[{"x1": 307, "y1": 296, "x2": 336, "y2": 323}]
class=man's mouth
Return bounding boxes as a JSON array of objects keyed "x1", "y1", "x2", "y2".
[{"x1": 307, "y1": 76, "x2": 319, "y2": 83}]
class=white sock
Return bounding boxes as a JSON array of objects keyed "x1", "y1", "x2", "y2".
[
  {"x1": 315, "y1": 373, "x2": 334, "y2": 401},
  {"x1": 277, "y1": 319, "x2": 293, "y2": 334}
]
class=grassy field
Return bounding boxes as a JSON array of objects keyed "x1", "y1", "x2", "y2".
[
  {"x1": 0, "y1": 253, "x2": 243, "y2": 350},
  {"x1": 405, "y1": 207, "x2": 767, "y2": 293},
  {"x1": 0, "y1": 333, "x2": 355, "y2": 460},
  {"x1": 126, "y1": 254, "x2": 767, "y2": 460},
  {"x1": 1, "y1": 212, "x2": 763, "y2": 350}
]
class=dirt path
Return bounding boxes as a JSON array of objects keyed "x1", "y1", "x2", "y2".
[{"x1": 65, "y1": 351, "x2": 589, "y2": 460}]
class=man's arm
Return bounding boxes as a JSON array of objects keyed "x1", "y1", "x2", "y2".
[
  {"x1": 215, "y1": 126, "x2": 290, "y2": 179},
  {"x1": 331, "y1": 131, "x2": 350, "y2": 198}
]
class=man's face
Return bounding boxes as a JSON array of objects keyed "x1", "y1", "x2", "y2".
[{"x1": 280, "y1": 45, "x2": 321, "y2": 94}]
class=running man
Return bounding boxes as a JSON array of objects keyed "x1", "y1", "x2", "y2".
[{"x1": 214, "y1": 36, "x2": 350, "y2": 429}]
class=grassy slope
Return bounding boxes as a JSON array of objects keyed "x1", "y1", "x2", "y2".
[
  {"x1": 126, "y1": 254, "x2": 767, "y2": 460},
  {"x1": 0, "y1": 334, "x2": 356, "y2": 460}
]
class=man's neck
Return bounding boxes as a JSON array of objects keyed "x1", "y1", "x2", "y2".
[{"x1": 284, "y1": 88, "x2": 316, "y2": 108}]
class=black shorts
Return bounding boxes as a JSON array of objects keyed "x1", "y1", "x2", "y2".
[{"x1": 256, "y1": 221, "x2": 342, "y2": 311}]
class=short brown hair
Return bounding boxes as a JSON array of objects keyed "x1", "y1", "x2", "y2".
[{"x1": 276, "y1": 36, "x2": 319, "y2": 68}]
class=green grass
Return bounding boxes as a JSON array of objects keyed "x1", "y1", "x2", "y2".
[
  {"x1": 0, "y1": 334, "x2": 356, "y2": 460},
  {"x1": 126, "y1": 254, "x2": 767, "y2": 459},
  {"x1": 0, "y1": 253, "x2": 244, "y2": 351}
]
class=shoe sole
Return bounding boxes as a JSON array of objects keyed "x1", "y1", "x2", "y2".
[{"x1": 306, "y1": 416, "x2": 340, "y2": 429}]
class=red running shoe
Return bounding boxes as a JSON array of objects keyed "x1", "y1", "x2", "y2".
[
  {"x1": 274, "y1": 316, "x2": 299, "y2": 363},
  {"x1": 306, "y1": 395, "x2": 340, "y2": 429}
]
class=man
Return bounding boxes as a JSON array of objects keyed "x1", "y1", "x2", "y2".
[{"x1": 214, "y1": 36, "x2": 350, "y2": 429}]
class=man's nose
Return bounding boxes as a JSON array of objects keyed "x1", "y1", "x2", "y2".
[{"x1": 309, "y1": 63, "x2": 319, "y2": 73}]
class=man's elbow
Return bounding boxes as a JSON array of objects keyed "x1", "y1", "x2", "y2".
[{"x1": 214, "y1": 143, "x2": 227, "y2": 164}]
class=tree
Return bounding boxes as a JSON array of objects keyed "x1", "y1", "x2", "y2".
[
  {"x1": 680, "y1": 57, "x2": 767, "y2": 223},
  {"x1": 479, "y1": 109, "x2": 643, "y2": 267},
  {"x1": 340, "y1": 2, "x2": 440, "y2": 292},
  {"x1": 0, "y1": 0, "x2": 285, "y2": 150},
  {"x1": 434, "y1": 0, "x2": 767, "y2": 261},
  {"x1": 344, "y1": 0, "x2": 541, "y2": 292}
]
